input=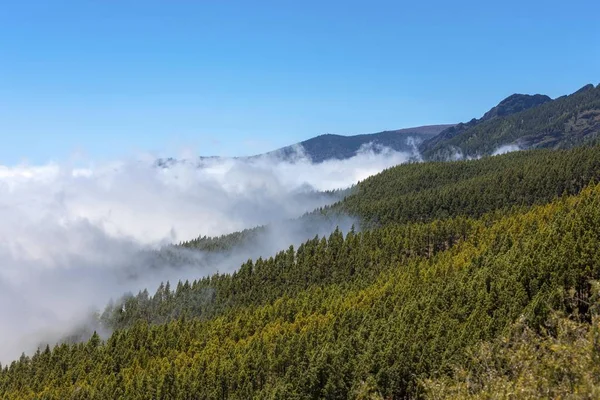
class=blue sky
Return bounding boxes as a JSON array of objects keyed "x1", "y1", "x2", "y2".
[{"x1": 1, "y1": 0, "x2": 599, "y2": 164}]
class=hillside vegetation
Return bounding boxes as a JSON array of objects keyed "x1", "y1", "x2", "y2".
[
  {"x1": 423, "y1": 310, "x2": 600, "y2": 399},
  {"x1": 332, "y1": 145, "x2": 600, "y2": 227},
  {"x1": 3, "y1": 143, "x2": 600, "y2": 398},
  {"x1": 115, "y1": 145, "x2": 600, "y2": 332}
]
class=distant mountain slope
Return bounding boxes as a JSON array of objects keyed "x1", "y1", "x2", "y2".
[
  {"x1": 156, "y1": 124, "x2": 453, "y2": 168},
  {"x1": 267, "y1": 124, "x2": 452, "y2": 163},
  {"x1": 421, "y1": 83, "x2": 600, "y2": 160}
]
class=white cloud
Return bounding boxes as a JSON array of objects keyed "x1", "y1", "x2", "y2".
[{"x1": 0, "y1": 144, "x2": 414, "y2": 362}]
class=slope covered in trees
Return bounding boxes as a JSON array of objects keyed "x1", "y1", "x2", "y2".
[
  {"x1": 423, "y1": 310, "x2": 600, "y2": 398},
  {"x1": 3, "y1": 181, "x2": 600, "y2": 398},
  {"x1": 4, "y1": 142, "x2": 600, "y2": 398},
  {"x1": 331, "y1": 145, "x2": 600, "y2": 227},
  {"x1": 107, "y1": 145, "x2": 600, "y2": 331},
  {"x1": 101, "y1": 145, "x2": 600, "y2": 332}
]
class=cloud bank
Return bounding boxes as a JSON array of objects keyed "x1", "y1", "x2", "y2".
[{"x1": 0, "y1": 144, "x2": 414, "y2": 362}]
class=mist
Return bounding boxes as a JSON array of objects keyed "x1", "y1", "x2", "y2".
[
  {"x1": 440, "y1": 142, "x2": 523, "y2": 161},
  {"x1": 492, "y1": 143, "x2": 521, "y2": 156},
  {"x1": 0, "y1": 144, "x2": 414, "y2": 362}
]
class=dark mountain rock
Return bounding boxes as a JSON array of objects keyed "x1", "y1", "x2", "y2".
[{"x1": 481, "y1": 94, "x2": 552, "y2": 121}]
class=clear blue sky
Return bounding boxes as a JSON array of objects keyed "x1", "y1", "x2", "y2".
[{"x1": 1, "y1": 0, "x2": 599, "y2": 164}]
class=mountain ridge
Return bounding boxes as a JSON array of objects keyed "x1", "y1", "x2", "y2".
[
  {"x1": 419, "y1": 93, "x2": 553, "y2": 156},
  {"x1": 156, "y1": 83, "x2": 600, "y2": 168},
  {"x1": 420, "y1": 83, "x2": 600, "y2": 159}
]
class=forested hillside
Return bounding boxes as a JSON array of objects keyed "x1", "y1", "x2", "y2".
[
  {"x1": 3, "y1": 177, "x2": 600, "y2": 398},
  {"x1": 332, "y1": 145, "x2": 600, "y2": 227},
  {"x1": 3, "y1": 144, "x2": 600, "y2": 398},
  {"x1": 420, "y1": 83, "x2": 600, "y2": 159},
  {"x1": 4, "y1": 0, "x2": 599, "y2": 397},
  {"x1": 95, "y1": 145, "x2": 600, "y2": 331}
]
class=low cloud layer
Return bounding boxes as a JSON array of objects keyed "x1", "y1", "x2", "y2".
[{"x1": 0, "y1": 144, "x2": 414, "y2": 362}]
